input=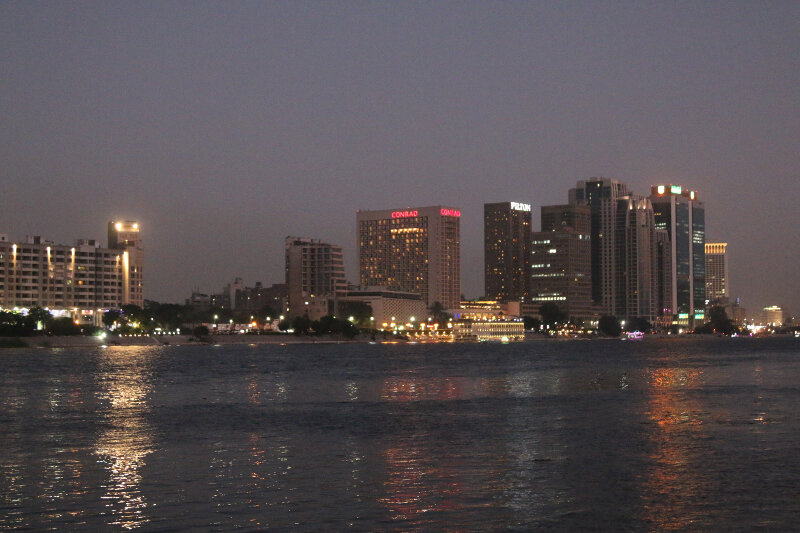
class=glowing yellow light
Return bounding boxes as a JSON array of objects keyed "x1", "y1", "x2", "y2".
[
  {"x1": 132, "y1": 223, "x2": 139, "y2": 229},
  {"x1": 657, "y1": 185, "x2": 665, "y2": 194},
  {"x1": 115, "y1": 222, "x2": 122, "y2": 230}
]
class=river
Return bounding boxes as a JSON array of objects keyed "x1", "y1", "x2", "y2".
[{"x1": 1, "y1": 336, "x2": 799, "y2": 530}]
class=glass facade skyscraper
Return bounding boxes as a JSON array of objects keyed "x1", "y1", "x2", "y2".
[{"x1": 650, "y1": 185, "x2": 705, "y2": 323}]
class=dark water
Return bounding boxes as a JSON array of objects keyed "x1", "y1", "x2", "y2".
[{"x1": 2, "y1": 337, "x2": 800, "y2": 531}]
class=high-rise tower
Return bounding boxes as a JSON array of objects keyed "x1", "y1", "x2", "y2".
[
  {"x1": 108, "y1": 220, "x2": 144, "y2": 307},
  {"x1": 284, "y1": 237, "x2": 346, "y2": 319},
  {"x1": 704, "y1": 242, "x2": 728, "y2": 304},
  {"x1": 484, "y1": 202, "x2": 531, "y2": 301},
  {"x1": 357, "y1": 206, "x2": 460, "y2": 310},
  {"x1": 529, "y1": 204, "x2": 594, "y2": 320},
  {"x1": 568, "y1": 178, "x2": 630, "y2": 315},
  {"x1": 650, "y1": 185, "x2": 706, "y2": 324}
]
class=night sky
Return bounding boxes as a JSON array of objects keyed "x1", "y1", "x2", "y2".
[{"x1": 2, "y1": 2, "x2": 799, "y2": 315}]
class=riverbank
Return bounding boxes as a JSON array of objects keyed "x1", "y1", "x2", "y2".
[{"x1": 4, "y1": 333, "x2": 407, "y2": 348}]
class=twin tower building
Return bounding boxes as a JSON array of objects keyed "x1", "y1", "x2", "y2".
[{"x1": 287, "y1": 177, "x2": 706, "y2": 327}]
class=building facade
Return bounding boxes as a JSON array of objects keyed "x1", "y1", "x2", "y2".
[
  {"x1": 285, "y1": 237, "x2": 346, "y2": 319},
  {"x1": 615, "y1": 195, "x2": 658, "y2": 321},
  {"x1": 484, "y1": 201, "x2": 531, "y2": 301},
  {"x1": 357, "y1": 206, "x2": 461, "y2": 310},
  {"x1": 528, "y1": 204, "x2": 594, "y2": 321},
  {"x1": 568, "y1": 178, "x2": 630, "y2": 315},
  {"x1": 704, "y1": 242, "x2": 728, "y2": 304},
  {"x1": 0, "y1": 221, "x2": 143, "y2": 310},
  {"x1": 337, "y1": 286, "x2": 428, "y2": 327},
  {"x1": 650, "y1": 185, "x2": 706, "y2": 324}
]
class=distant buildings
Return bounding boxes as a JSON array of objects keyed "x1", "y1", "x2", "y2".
[
  {"x1": 0, "y1": 221, "x2": 143, "y2": 310},
  {"x1": 285, "y1": 237, "x2": 346, "y2": 319},
  {"x1": 484, "y1": 202, "x2": 531, "y2": 302},
  {"x1": 357, "y1": 206, "x2": 461, "y2": 310},
  {"x1": 705, "y1": 242, "x2": 729, "y2": 303},
  {"x1": 762, "y1": 306, "x2": 783, "y2": 327}
]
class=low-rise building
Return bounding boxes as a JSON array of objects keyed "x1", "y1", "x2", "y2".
[
  {"x1": 453, "y1": 319, "x2": 525, "y2": 342},
  {"x1": 337, "y1": 286, "x2": 427, "y2": 328}
]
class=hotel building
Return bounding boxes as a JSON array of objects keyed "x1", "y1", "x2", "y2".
[
  {"x1": 484, "y1": 202, "x2": 531, "y2": 302},
  {"x1": 0, "y1": 221, "x2": 143, "y2": 310},
  {"x1": 357, "y1": 206, "x2": 461, "y2": 310},
  {"x1": 285, "y1": 237, "x2": 346, "y2": 319},
  {"x1": 650, "y1": 185, "x2": 706, "y2": 324},
  {"x1": 704, "y1": 242, "x2": 728, "y2": 304}
]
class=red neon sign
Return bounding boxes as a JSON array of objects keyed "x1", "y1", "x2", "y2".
[
  {"x1": 391, "y1": 210, "x2": 418, "y2": 218},
  {"x1": 440, "y1": 208, "x2": 461, "y2": 217}
]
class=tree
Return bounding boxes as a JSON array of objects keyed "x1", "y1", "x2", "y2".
[
  {"x1": 338, "y1": 301, "x2": 373, "y2": 326},
  {"x1": 26, "y1": 306, "x2": 52, "y2": 332},
  {"x1": 429, "y1": 301, "x2": 451, "y2": 327},
  {"x1": 292, "y1": 315, "x2": 311, "y2": 335},
  {"x1": 598, "y1": 315, "x2": 622, "y2": 337},
  {"x1": 698, "y1": 305, "x2": 738, "y2": 335},
  {"x1": 103, "y1": 309, "x2": 121, "y2": 328},
  {"x1": 626, "y1": 317, "x2": 651, "y2": 333},
  {"x1": 539, "y1": 303, "x2": 567, "y2": 330},
  {"x1": 49, "y1": 317, "x2": 81, "y2": 336},
  {"x1": 0, "y1": 311, "x2": 30, "y2": 336},
  {"x1": 523, "y1": 315, "x2": 542, "y2": 331},
  {"x1": 192, "y1": 325, "x2": 210, "y2": 338}
]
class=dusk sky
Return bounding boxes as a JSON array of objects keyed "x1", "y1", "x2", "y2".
[{"x1": 2, "y1": 2, "x2": 799, "y2": 314}]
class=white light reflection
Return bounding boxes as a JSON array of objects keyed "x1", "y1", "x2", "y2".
[{"x1": 94, "y1": 346, "x2": 156, "y2": 530}]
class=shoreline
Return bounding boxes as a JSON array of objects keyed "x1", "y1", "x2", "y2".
[{"x1": 3, "y1": 331, "x2": 789, "y2": 349}]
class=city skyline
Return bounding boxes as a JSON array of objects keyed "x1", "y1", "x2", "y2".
[{"x1": 2, "y1": 2, "x2": 799, "y2": 313}]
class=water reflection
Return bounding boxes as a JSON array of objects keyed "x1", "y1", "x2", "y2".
[
  {"x1": 640, "y1": 367, "x2": 707, "y2": 530},
  {"x1": 94, "y1": 346, "x2": 157, "y2": 530}
]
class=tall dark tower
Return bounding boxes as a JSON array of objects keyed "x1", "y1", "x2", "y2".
[
  {"x1": 649, "y1": 185, "x2": 706, "y2": 325},
  {"x1": 484, "y1": 202, "x2": 531, "y2": 302},
  {"x1": 529, "y1": 204, "x2": 594, "y2": 321},
  {"x1": 568, "y1": 178, "x2": 630, "y2": 315}
]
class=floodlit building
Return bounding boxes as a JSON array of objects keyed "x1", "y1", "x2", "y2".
[
  {"x1": 705, "y1": 242, "x2": 729, "y2": 304},
  {"x1": 650, "y1": 185, "x2": 706, "y2": 325},
  {"x1": 0, "y1": 221, "x2": 143, "y2": 310},
  {"x1": 285, "y1": 237, "x2": 346, "y2": 319},
  {"x1": 484, "y1": 201, "x2": 531, "y2": 301},
  {"x1": 454, "y1": 299, "x2": 521, "y2": 321},
  {"x1": 762, "y1": 306, "x2": 783, "y2": 327},
  {"x1": 453, "y1": 319, "x2": 525, "y2": 342},
  {"x1": 337, "y1": 286, "x2": 427, "y2": 327},
  {"x1": 357, "y1": 206, "x2": 461, "y2": 310}
]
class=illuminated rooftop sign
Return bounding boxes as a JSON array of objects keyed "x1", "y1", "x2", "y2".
[
  {"x1": 391, "y1": 210, "x2": 418, "y2": 218},
  {"x1": 657, "y1": 185, "x2": 665, "y2": 194},
  {"x1": 670, "y1": 185, "x2": 682, "y2": 195},
  {"x1": 440, "y1": 208, "x2": 461, "y2": 217},
  {"x1": 510, "y1": 202, "x2": 531, "y2": 212}
]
